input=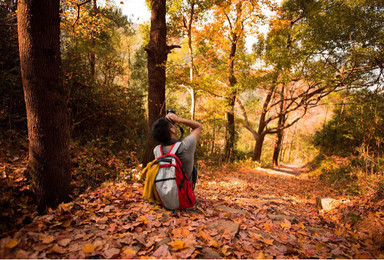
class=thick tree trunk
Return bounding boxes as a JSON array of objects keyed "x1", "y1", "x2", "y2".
[
  {"x1": 252, "y1": 83, "x2": 275, "y2": 162},
  {"x1": 253, "y1": 133, "x2": 266, "y2": 162},
  {"x1": 17, "y1": 0, "x2": 71, "y2": 214},
  {"x1": 143, "y1": 0, "x2": 168, "y2": 166}
]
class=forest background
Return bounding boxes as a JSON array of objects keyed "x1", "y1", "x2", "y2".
[{"x1": 0, "y1": 0, "x2": 383, "y2": 237}]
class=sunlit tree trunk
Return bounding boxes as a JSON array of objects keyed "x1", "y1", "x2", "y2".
[
  {"x1": 273, "y1": 85, "x2": 286, "y2": 167},
  {"x1": 253, "y1": 132, "x2": 266, "y2": 161},
  {"x1": 272, "y1": 123, "x2": 285, "y2": 167},
  {"x1": 224, "y1": 33, "x2": 238, "y2": 162},
  {"x1": 184, "y1": 0, "x2": 196, "y2": 120},
  {"x1": 253, "y1": 83, "x2": 275, "y2": 161},
  {"x1": 143, "y1": 0, "x2": 168, "y2": 166},
  {"x1": 17, "y1": 0, "x2": 71, "y2": 214}
]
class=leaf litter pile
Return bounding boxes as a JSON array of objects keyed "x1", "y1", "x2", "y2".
[{"x1": 1, "y1": 163, "x2": 384, "y2": 259}]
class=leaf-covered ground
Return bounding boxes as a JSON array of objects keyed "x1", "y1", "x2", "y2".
[{"x1": 1, "y1": 163, "x2": 384, "y2": 259}]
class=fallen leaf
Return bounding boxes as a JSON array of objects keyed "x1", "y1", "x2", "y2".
[
  {"x1": 222, "y1": 229, "x2": 232, "y2": 240},
  {"x1": 222, "y1": 245, "x2": 231, "y2": 256},
  {"x1": 280, "y1": 219, "x2": 291, "y2": 229},
  {"x1": 168, "y1": 240, "x2": 189, "y2": 251},
  {"x1": 172, "y1": 228, "x2": 183, "y2": 238},
  {"x1": 208, "y1": 239, "x2": 219, "y2": 248},
  {"x1": 96, "y1": 216, "x2": 108, "y2": 224},
  {"x1": 249, "y1": 231, "x2": 262, "y2": 240},
  {"x1": 139, "y1": 216, "x2": 148, "y2": 224},
  {"x1": 61, "y1": 219, "x2": 72, "y2": 228},
  {"x1": 58, "y1": 238, "x2": 71, "y2": 247},
  {"x1": 182, "y1": 228, "x2": 190, "y2": 238},
  {"x1": 254, "y1": 250, "x2": 266, "y2": 259},
  {"x1": 235, "y1": 251, "x2": 246, "y2": 258},
  {"x1": 83, "y1": 243, "x2": 96, "y2": 253},
  {"x1": 40, "y1": 234, "x2": 56, "y2": 244},
  {"x1": 50, "y1": 244, "x2": 65, "y2": 254},
  {"x1": 5, "y1": 239, "x2": 19, "y2": 249},
  {"x1": 153, "y1": 244, "x2": 171, "y2": 258},
  {"x1": 122, "y1": 248, "x2": 136, "y2": 258},
  {"x1": 306, "y1": 249, "x2": 315, "y2": 257},
  {"x1": 263, "y1": 238, "x2": 274, "y2": 245},
  {"x1": 297, "y1": 222, "x2": 306, "y2": 229},
  {"x1": 264, "y1": 223, "x2": 271, "y2": 231},
  {"x1": 197, "y1": 229, "x2": 210, "y2": 242},
  {"x1": 104, "y1": 248, "x2": 120, "y2": 259}
]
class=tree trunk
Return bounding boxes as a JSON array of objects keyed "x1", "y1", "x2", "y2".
[
  {"x1": 187, "y1": 1, "x2": 196, "y2": 120},
  {"x1": 89, "y1": 0, "x2": 98, "y2": 84},
  {"x1": 272, "y1": 128, "x2": 284, "y2": 167},
  {"x1": 252, "y1": 82, "x2": 275, "y2": 162},
  {"x1": 90, "y1": 37, "x2": 96, "y2": 83},
  {"x1": 17, "y1": 0, "x2": 71, "y2": 214},
  {"x1": 273, "y1": 85, "x2": 286, "y2": 167},
  {"x1": 143, "y1": 0, "x2": 168, "y2": 166},
  {"x1": 224, "y1": 33, "x2": 238, "y2": 162},
  {"x1": 253, "y1": 133, "x2": 266, "y2": 161}
]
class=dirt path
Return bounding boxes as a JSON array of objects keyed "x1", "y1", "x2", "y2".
[{"x1": 1, "y1": 164, "x2": 382, "y2": 258}]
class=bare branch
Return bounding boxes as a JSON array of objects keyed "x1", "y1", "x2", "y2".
[
  {"x1": 166, "y1": 45, "x2": 182, "y2": 53},
  {"x1": 72, "y1": 0, "x2": 92, "y2": 27}
]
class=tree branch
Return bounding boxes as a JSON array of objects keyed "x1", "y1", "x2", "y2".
[{"x1": 72, "y1": 0, "x2": 92, "y2": 27}]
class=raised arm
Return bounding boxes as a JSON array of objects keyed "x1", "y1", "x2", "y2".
[{"x1": 166, "y1": 113, "x2": 203, "y2": 143}]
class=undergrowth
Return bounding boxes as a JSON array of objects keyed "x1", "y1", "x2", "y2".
[
  {"x1": 310, "y1": 154, "x2": 384, "y2": 196},
  {"x1": 0, "y1": 135, "x2": 140, "y2": 238}
]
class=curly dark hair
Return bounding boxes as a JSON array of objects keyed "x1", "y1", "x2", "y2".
[{"x1": 151, "y1": 117, "x2": 172, "y2": 144}]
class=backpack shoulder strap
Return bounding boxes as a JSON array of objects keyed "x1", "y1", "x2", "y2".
[
  {"x1": 168, "y1": 142, "x2": 182, "y2": 155},
  {"x1": 154, "y1": 145, "x2": 162, "y2": 159}
]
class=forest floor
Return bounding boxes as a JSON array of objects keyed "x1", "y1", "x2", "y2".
[{"x1": 1, "y1": 160, "x2": 384, "y2": 258}]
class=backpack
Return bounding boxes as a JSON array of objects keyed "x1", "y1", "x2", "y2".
[{"x1": 153, "y1": 142, "x2": 196, "y2": 210}]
